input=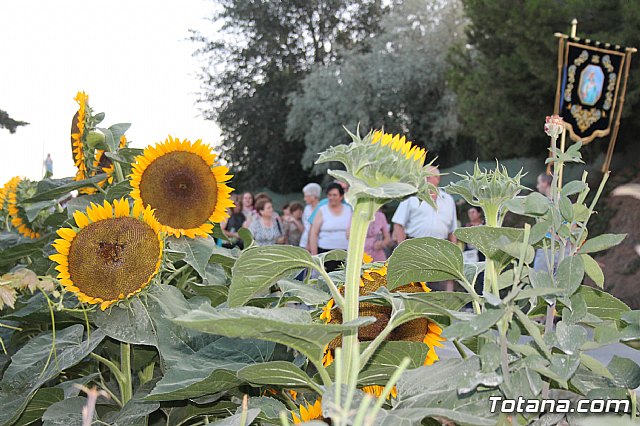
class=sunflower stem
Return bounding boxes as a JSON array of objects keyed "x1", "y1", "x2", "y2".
[
  {"x1": 279, "y1": 411, "x2": 291, "y2": 426},
  {"x1": 368, "y1": 357, "x2": 410, "y2": 422},
  {"x1": 90, "y1": 353, "x2": 127, "y2": 387},
  {"x1": 120, "y1": 342, "x2": 133, "y2": 405},
  {"x1": 452, "y1": 340, "x2": 468, "y2": 360},
  {"x1": 342, "y1": 199, "x2": 376, "y2": 386}
]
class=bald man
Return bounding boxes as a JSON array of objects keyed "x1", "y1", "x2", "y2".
[{"x1": 391, "y1": 167, "x2": 458, "y2": 290}]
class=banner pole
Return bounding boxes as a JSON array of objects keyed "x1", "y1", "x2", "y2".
[
  {"x1": 602, "y1": 48, "x2": 636, "y2": 173},
  {"x1": 549, "y1": 32, "x2": 568, "y2": 174}
]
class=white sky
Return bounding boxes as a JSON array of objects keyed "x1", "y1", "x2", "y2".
[{"x1": 0, "y1": 0, "x2": 220, "y2": 184}]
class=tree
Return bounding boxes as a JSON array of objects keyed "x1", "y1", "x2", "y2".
[
  {"x1": 193, "y1": 0, "x2": 386, "y2": 192},
  {"x1": 286, "y1": 0, "x2": 467, "y2": 173},
  {"x1": 0, "y1": 109, "x2": 28, "y2": 134},
  {"x1": 449, "y1": 0, "x2": 640, "y2": 160}
]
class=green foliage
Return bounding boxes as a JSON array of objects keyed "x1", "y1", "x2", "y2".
[
  {"x1": 287, "y1": 0, "x2": 466, "y2": 172},
  {"x1": 193, "y1": 0, "x2": 386, "y2": 191},
  {"x1": 450, "y1": 0, "x2": 640, "y2": 159}
]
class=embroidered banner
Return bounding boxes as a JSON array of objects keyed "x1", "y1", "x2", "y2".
[{"x1": 559, "y1": 41, "x2": 626, "y2": 144}]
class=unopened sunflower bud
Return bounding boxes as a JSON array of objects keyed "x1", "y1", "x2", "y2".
[{"x1": 544, "y1": 115, "x2": 565, "y2": 139}]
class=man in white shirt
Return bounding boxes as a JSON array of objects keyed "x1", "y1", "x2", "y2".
[{"x1": 392, "y1": 166, "x2": 458, "y2": 290}]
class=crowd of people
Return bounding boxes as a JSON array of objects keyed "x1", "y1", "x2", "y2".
[{"x1": 219, "y1": 168, "x2": 488, "y2": 286}]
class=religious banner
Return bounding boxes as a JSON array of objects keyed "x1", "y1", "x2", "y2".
[
  {"x1": 552, "y1": 23, "x2": 636, "y2": 172},
  {"x1": 559, "y1": 41, "x2": 626, "y2": 144}
]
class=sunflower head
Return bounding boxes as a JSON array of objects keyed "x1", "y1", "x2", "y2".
[
  {"x1": 316, "y1": 128, "x2": 438, "y2": 207},
  {"x1": 322, "y1": 261, "x2": 444, "y2": 366},
  {"x1": 130, "y1": 136, "x2": 234, "y2": 238},
  {"x1": 49, "y1": 198, "x2": 164, "y2": 310},
  {"x1": 292, "y1": 399, "x2": 322, "y2": 424},
  {"x1": 0, "y1": 176, "x2": 21, "y2": 216},
  {"x1": 361, "y1": 385, "x2": 398, "y2": 400},
  {"x1": 6, "y1": 178, "x2": 42, "y2": 239},
  {"x1": 71, "y1": 91, "x2": 90, "y2": 181}
]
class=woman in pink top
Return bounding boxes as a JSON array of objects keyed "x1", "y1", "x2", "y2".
[{"x1": 360, "y1": 210, "x2": 391, "y2": 261}]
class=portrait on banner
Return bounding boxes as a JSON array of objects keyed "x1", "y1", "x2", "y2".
[{"x1": 559, "y1": 41, "x2": 626, "y2": 144}]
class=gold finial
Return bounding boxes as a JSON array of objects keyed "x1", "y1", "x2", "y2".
[{"x1": 570, "y1": 18, "x2": 578, "y2": 38}]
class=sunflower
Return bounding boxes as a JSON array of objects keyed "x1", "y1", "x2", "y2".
[
  {"x1": 361, "y1": 385, "x2": 398, "y2": 400},
  {"x1": 49, "y1": 198, "x2": 164, "y2": 310},
  {"x1": 6, "y1": 178, "x2": 41, "y2": 239},
  {"x1": 321, "y1": 262, "x2": 444, "y2": 367},
  {"x1": 292, "y1": 399, "x2": 322, "y2": 424},
  {"x1": 71, "y1": 91, "x2": 90, "y2": 183},
  {"x1": 130, "y1": 136, "x2": 234, "y2": 238},
  {"x1": 0, "y1": 177, "x2": 20, "y2": 214},
  {"x1": 371, "y1": 130, "x2": 427, "y2": 166}
]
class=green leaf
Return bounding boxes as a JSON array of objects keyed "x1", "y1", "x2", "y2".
[
  {"x1": 500, "y1": 368, "x2": 542, "y2": 400},
  {"x1": 0, "y1": 241, "x2": 46, "y2": 268},
  {"x1": 65, "y1": 194, "x2": 104, "y2": 218},
  {"x1": 237, "y1": 361, "x2": 317, "y2": 388},
  {"x1": 248, "y1": 397, "x2": 288, "y2": 424},
  {"x1": 105, "y1": 180, "x2": 133, "y2": 201},
  {"x1": 238, "y1": 227, "x2": 253, "y2": 249},
  {"x1": 24, "y1": 174, "x2": 107, "y2": 203},
  {"x1": 0, "y1": 326, "x2": 105, "y2": 426},
  {"x1": 23, "y1": 200, "x2": 57, "y2": 222},
  {"x1": 206, "y1": 409, "x2": 260, "y2": 426},
  {"x1": 172, "y1": 305, "x2": 372, "y2": 367},
  {"x1": 41, "y1": 397, "x2": 89, "y2": 426},
  {"x1": 607, "y1": 356, "x2": 640, "y2": 389},
  {"x1": 579, "y1": 353, "x2": 614, "y2": 380},
  {"x1": 554, "y1": 321, "x2": 587, "y2": 355},
  {"x1": 94, "y1": 298, "x2": 157, "y2": 346},
  {"x1": 358, "y1": 341, "x2": 430, "y2": 386},
  {"x1": 513, "y1": 307, "x2": 552, "y2": 359},
  {"x1": 13, "y1": 388, "x2": 64, "y2": 426},
  {"x1": 559, "y1": 196, "x2": 573, "y2": 222},
  {"x1": 278, "y1": 279, "x2": 330, "y2": 305},
  {"x1": 442, "y1": 308, "x2": 505, "y2": 340},
  {"x1": 581, "y1": 254, "x2": 604, "y2": 288},
  {"x1": 105, "y1": 382, "x2": 160, "y2": 426},
  {"x1": 579, "y1": 233, "x2": 626, "y2": 254},
  {"x1": 164, "y1": 401, "x2": 238, "y2": 426},
  {"x1": 561, "y1": 181, "x2": 588, "y2": 197},
  {"x1": 513, "y1": 287, "x2": 560, "y2": 301},
  {"x1": 378, "y1": 407, "x2": 496, "y2": 426},
  {"x1": 191, "y1": 284, "x2": 229, "y2": 307},
  {"x1": 169, "y1": 236, "x2": 216, "y2": 279},
  {"x1": 556, "y1": 255, "x2": 584, "y2": 296},
  {"x1": 363, "y1": 290, "x2": 471, "y2": 321},
  {"x1": 504, "y1": 193, "x2": 550, "y2": 216},
  {"x1": 529, "y1": 220, "x2": 551, "y2": 244},
  {"x1": 395, "y1": 358, "x2": 499, "y2": 425},
  {"x1": 387, "y1": 237, "x2": 464, "y2": 290},
  {"x1": 148, "y1": 336, "x2": 274, "y2": 401},
  {"x1": 454, "y1": 226, "x2": 526, "y2": 270},
  {"x1": 228, "y1": 245, "x2": 315, "y2": 307},
  {"x1": 578, "y1": 286, "x2": 630, "y2": 321}
]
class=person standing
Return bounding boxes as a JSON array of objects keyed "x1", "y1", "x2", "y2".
[
  {"x1": 43, "y1": 153, "x2": 53, "y2": 178},
  {"x1": 392, "y1": 166, "x2": 458, "y2": 290},
  {"x1": 299, "y1": 183, "x2": 322, "y2": 251},
  {"x1": 220, "y1": 193, "x2": 246, "y2": 249},
  {"x1": 283, "y1": 201, "x2": 305, "y2": 247},
  {"x1": 309, "y1": 183, "x2": 352, "y2": 271},
  {"x1": 249, "y1": 198, "x2": 284, "y2": 246},
  {"x1": 349, "y1": 209, "x2": 391, "y2": 262}
]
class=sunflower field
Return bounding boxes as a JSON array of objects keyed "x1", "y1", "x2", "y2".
[{"x1": 0, "y1": 93, "x2": 639, "y2": 426}]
